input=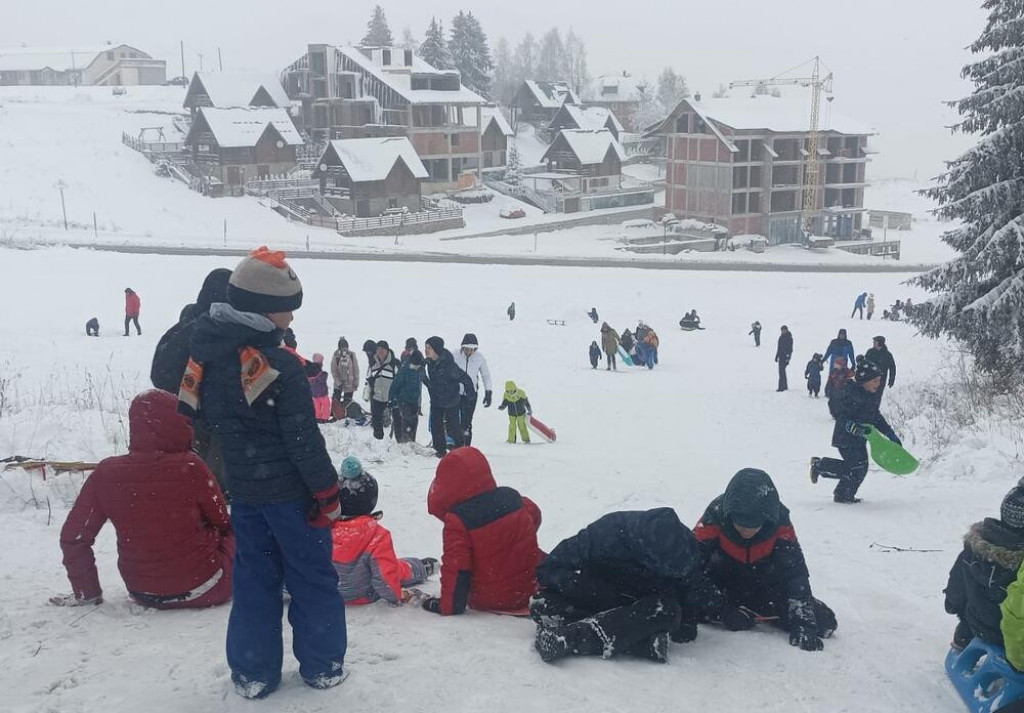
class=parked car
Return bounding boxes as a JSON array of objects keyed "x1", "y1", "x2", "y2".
[
  {"x1": 500, "y1": 207, "x2": 526, "y2": 219},
  {"x1": 163, "y1": 76, "x2": 189, "y2": 87}
]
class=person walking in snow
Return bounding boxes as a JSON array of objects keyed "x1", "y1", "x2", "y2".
[
  {"x1": 180, "y1": 247, "x2": 346, "y2": 698},
  {"x1": 455, "y1": 333, "x2": 493, "y2": 447},
  {"x1": 866, "y1": 294, "x2": 876, "y2": 321},
  {"x1": 693, "y1": 469, "x2": 836, "y2": 652},
  {"x1": 424, "y1": 336, "x2": 473, "y2": 458},
  {"x1": 588, "y1": 307, "x2": 600, "y2": 324},
  {"x1": 811, "y1": 357, "x2": 902, "y2": 504},
  {"x1": 749, "y1": 321, "x2": 762, "y2": 347},
  {"x1": 499, "y1": 380, "x2": 532, "y2": 444},
  {"x1": 309, "y1": 354, "x2": 332, "y2": 423},
  {"x1": 389, "y1": 350, "x2": 424, "y2": 444},
  {"x1": 589, "y1": 341, "x2": 601, "y2": 369},
  {"x1": 775, "y1": 326, "x2": 793, "y2": 392},
  {"x1": 641, "y1": 324, "x2": 660, "y2": 369},
  {"x1": 601, "y1": 322, "x2": 620, "y2": 371},
  {"x1": 507, "y1": 302, "x2": 516, "y2": 322},
  {"x1": 822, "y1": 329, "x2": 855, "y2": 372},
  {"x1": 805, "y1": 353, "x2": 824, "y2": 398},
  {"x1": 864, "y1": 336, "x2": 897, "y2": 401},
  {"x1": 331, "y1": 338, "x2": 360, "y2": 418},
  {"x1": 851, "y1": 292, "x2": 868, "y2": 320},
  {"x1": 367, "y1": 341, "x2": 398, "y2": 441},
  {"x1": 124, "y1": 287, "x2": 141, "y2": 336}
]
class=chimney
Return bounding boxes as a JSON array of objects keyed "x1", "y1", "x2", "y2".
[{"x1": 694, "y1": 91, "x2": 702, "y2": 102}]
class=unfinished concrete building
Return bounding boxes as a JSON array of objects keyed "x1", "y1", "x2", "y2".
[{"x1": 652, "y1": 93, "x2": 875, "y2": 244}]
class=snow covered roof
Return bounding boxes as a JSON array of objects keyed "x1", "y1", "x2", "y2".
[
  {"x1": 319, "y1": 137, "x2": 428, "y2": 182},
  {"x1": 690, "y1": 91, "x2": 875, "y2": 136},
  {"x1": 0, "y1": 44, "x2": 143, "y2": 72},
  {"x1": 590, "y1": 73, "x2": 642, "y2": 102},
  {"x1": 557, "y1": 105, "x2": 624, "y2": 133},
  {"x1": 192, "y1": 107, "x2": 303, "y2": 148},
  {"x1": 188, "y1": 71, "x2": 291, "y2": 109},
  {"x1": 464, "y1": 106, "x2": 513, "y2": 136},
  {"x1": 337, "y1": 46, "x2": 484, "y2": 106},
  {"x1": 544, "y1": 129, "x2": 626, "y2": 166},
  {"x1": 523, "y1": 80, "x2": 580, "y2": 109}
]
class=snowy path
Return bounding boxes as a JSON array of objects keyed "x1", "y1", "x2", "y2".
[{"x1": 0, "y1": 247, "x2": 1011, "y2": 713}]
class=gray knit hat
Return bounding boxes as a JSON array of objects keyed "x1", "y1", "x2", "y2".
[
  {"x1": 1002, "y1": 486, "x2": 1024, "y2": 530},
  {"x1": 227, "y1": 246, "x2": 303, "y2": 314}
]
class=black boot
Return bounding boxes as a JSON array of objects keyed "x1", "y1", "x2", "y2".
[
  {"x1": 535, "y1": 620, "x2": 606, "y2": 663},
  {"x1": 625, "y1": 632, "x2": 670, "y2": 663}
]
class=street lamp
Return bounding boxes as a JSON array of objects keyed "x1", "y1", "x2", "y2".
[{"x1": 55, "y1": 179, "x2": 68, "y2": 230}]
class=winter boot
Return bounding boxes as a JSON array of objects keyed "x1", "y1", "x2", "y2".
[
  {"x1": 422, "y1": 558, "x2": 439, "y2": 578},
  {"x1": 833, "y1": 494, "x2": 862, "y2": 504},
  {"x1": 535, "y1": 620, "x2": 607, "y2": 663},
  {"x1": 303, "y1": 667, "x2": 349, "y2": 690},
  {"x1": 809, "y1": 457, "x2": 820, "y2": 484},
  {"x1": 625, "y1": 632, "x2": 670, "y2": 663},
  {"x1": 233, "y1": 675, "x2": 280, "y2": 700}
]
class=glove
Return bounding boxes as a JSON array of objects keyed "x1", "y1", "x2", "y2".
[
  {"x1": 49, "y1": 593, "x2": 102, "y2": 607},
  {"x1": 844, "y1": 421, "x2": 869, "y2": 438},
  {"x1": 721, "y1": 606, "x2": 758, "y2": 631},
  {"x1": 421, "y1": 596, "x2": 442, "y2": 614},
  {"x1": 308, "y1": 483, "x2": 341, "y2": 528},
  {"x1": 790, "y1": 627, "x2": 824, "y2": 651},
  {"x1": 482, "y1": 391, "x2": 492, "y2": 408},
  {"x1": 671, "y1": 621, "x2": 698, "y2": 643}
]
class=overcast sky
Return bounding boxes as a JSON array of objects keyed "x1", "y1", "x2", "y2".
[{"x1": 2, "y1": 0, "x2": 988, "y2": 179}]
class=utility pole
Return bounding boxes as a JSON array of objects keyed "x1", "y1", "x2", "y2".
[
  {"x1": 218, "y1": 47, "x2": 223, "y2": 71},
  {"x1": 55, "y1": 180, "x2": 68, "y2": 230},
  {"x1": 197, "y1": 53, "x2": 204, "y2": 72},
  {"x1": 179, "y1": 41, "x2": 185, "y2": 84}
]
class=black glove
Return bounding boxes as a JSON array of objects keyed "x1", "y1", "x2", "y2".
[
  {"x1": 422, "y1": 596, "x2": 442, "y2": 614},
  {"x1": 671, "y1": 621, "x2": 698, "y2": 643},
  {"x1": 721, "y1": 606, "x2": 757, "y2": 631},
  {"x1": 482, "y1": 391, "x2": 492, "y2": 408},
  {"x1": 789, "y1": 628, "x2": 824, "y2": 652}
]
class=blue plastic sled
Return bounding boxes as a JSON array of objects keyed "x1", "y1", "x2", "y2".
[{"x1": 945, "y1": 639, "x2": 1024, "y2": 713}]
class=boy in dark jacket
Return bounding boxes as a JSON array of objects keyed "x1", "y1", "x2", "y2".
[
  {"x1": 421, "y1": 447, "x2": 543, "y2": 616},
  {"x1": 693, "y1": 469, "x2": 836, "y2": 652},
  {"x1": 86, "y1": 317, "x2": 100, "y2": 336},
  {"x1": 532, "y1": 508, "x2": 715, "y2": 664},
  {"x1": 180, "y1": 247, "x2": 346, "y2": 699},
  {"x1": 589, "y1": 341, "x2": 601, "y2": 369},
  {"x1": 811, "y1": 357, "x2": 901, "y2": 503},
  {"x1": 424, "y1": 336, "x2": 474, "y2": 458},
  {"x1": 499, "y1": 380, "x2": 532, "y2": 444},
  {"x1": 864, "y1": 335, "x2": 897, "y2": 400},
  {"x1": 389, "y1": 350, "x2": 424, "y2": 444},
  {"x1": 945, "y1": 485, "x2": 1024, "y2": 650},
  {"x1": 804, "y1": 353, "x2": 824, "y2": 397}
]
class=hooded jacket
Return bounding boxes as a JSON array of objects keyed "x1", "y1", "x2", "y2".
[
  {"x1": 865, "y1": 345, "x2": 897, "y2": 388},
  {"x1": 331, "y1": 347, "x2": 360, "y2": 393},
  {"x1": 456, "y1": 348, "x2": 493, "y2": 396},
  {"x1": 125, "y1": 290, "x2": 141, "y2": 317},
  {"x1": 426, "y1": 448, "x2": 543, "y2": 615},
  {"x1": 59, "y1": 390, "x2": 231, "y2": 601},
  {"x1": 600, "y1": 323, "x2": 619, "y2": 355},
  {"x1": 946, "y1": 519, "x2": 1024, "y2": 645},
  {"x1": 828, "y1": 379, "x2": 896, "y2": 449},
  {"x1": 187, "y1": 309, "x2": 336, "y2": 504},
  {"x1": 331, "y1": 515, "x2": 415, "y2": 605},
  {"x1": 498, "y1": 381, "x2": 532, "y2": 417},
  {"x1": 389, "y1": 363, "x2": 423, "y2": 406},
  {"x1": 426, "y1": 347, "x2": 472, "y2": 409},
  {"x1": 805, "y1": 358, "x2": 824, "y2": 387}
]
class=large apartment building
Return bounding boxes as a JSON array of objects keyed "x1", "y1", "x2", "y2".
[
  {"x1": 653, "y1": 93, "x2": 875, "y2": 244},
  {"x1": 282, "y1": 44, "x2": 485, "y2": 191}
]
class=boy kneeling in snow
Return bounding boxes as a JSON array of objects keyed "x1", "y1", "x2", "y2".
[
  {"x1": 532, "y1": 508, "x2": 716, "y2": 664},
  {"x1": 331, "y1": 456, "x2": 436, "y2": 605},
  {"x1": 420, "y1": 447, "x2": 544, "y2": 616},
  {"x1": 693, "y1": 469, "x2": 836, "y2": 652},
  {"x1": 52, "y1": 390, "x2": 234, "y2": 610}
]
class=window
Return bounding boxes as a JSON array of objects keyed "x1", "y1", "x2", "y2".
[
  {"x1": 382, "y1": 49, "x2": 392, "y2": 66},
  {"x1": 411, "y1": 76, "x2": 427, "y2": 90},
  {"x1": 674, "y1": 114, "x2": 689, "y2": 134},
  {"x1": 404, "y1": 49, "x2": 413, "y2": 66},
  {"x1": 748, "y1": 193, "x2": 762, "y2": 213},
  {"x1": 451, "y1": 133, "x2": 460, "y2": 147},
  {"x1": 732, "y1": 192, "x2": 747, "y2": 214},
  {"x1": 749, "y1": 166, "x2": 762, "y2": 187},
  {"x1": 388, "y1": 197, "x2": 399, "y2": 209}
]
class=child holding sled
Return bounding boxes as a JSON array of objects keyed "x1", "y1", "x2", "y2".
[{"x1": 499, "y1": 380, "x2": 532, "y2": 444}]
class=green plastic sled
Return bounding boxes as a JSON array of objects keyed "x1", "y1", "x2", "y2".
[{"x1": 862, "y1": 424, "x2": 919, "y2": 476}]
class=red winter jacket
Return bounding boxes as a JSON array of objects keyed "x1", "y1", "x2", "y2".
[
  {"x1": 125, "y1": 290, "x2": 141, "y2": 317},
  {"x1": 427, "y1": 447, "x2": 543, "y2": 615},
  {"x1": 331, "y1": 515, "x2": 412, "y2": 605},
  {"x1": 59, "y1": 389, "x2": 232, "y2": 601}
]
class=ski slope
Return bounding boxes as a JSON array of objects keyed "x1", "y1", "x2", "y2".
[{"x1": 0, "y1": 246, "x2": 1012, "y2": 713}]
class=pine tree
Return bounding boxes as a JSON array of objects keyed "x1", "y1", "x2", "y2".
[
  {"x1": 362, "y1": 5, "x2": 394, "y2": 47},
  {"x1": 420, "y1": 17, "x2": 452, "y2": 70},
  {"x1": 466, "y1": 12, "x2": 494, "y2": 97},
  {"x1": 506, "y1": 142, "x2": 522, "y2": 187},
  {"x1": 911, "y1": 0, "x2": 1024, "y2": 372},
  {"x1": 448, "y1": 11, "x2": 493, "y2": 97}
]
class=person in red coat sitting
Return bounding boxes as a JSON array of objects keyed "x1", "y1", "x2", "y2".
[
  {"x1": 124, "y1": 287, "x2": 142, "y2": 336},
  {"x1": 51, "y1": 389, "x2": 234, "y2": 609},
  {"x1": 421, "y1": 446, "x2": 544, "y2": 616}
]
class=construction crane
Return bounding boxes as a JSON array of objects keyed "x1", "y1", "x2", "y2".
[{"x1": 729, "y1": 57, "x2": 834, "y2": 240}]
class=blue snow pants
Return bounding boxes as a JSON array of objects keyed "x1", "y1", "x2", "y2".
[{"x1": 227, "y1": 500, "x2": 347, "y2": 693}]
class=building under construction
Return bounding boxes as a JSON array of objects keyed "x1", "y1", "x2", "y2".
[{"x1": 651, "y1": 91, "x2": 875, "y2": 244}]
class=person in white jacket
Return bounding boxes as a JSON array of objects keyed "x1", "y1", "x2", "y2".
[{"x1": 456, "y1": 333, "x2": 493, "y2": 446}]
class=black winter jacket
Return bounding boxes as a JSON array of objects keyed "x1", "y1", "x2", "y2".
[
  {"x1": 829, "y1": 380, "x2": 896, "y2": 449},
  {"x1": 425, "y1": 348, "x2": 473, "y2": 409},
  {"x1": 188, "y1": 314, "x2": 336, "y2": 505},
  {"x1": 865, "y1": 346, "x2": 897, "y2": 387},
  {"x1": 776, "y1": 332, "x2": 793, "y2": 364},
  {"x1": 945, "y1": 519, "x2": 1024, "y2": 645}
]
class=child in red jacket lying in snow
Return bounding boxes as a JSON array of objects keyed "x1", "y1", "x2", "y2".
[
  {"x1": 421, "y1": 447, "x2": 544, "y2": 616},
  {"x1": 331, "y1": 457, "x2": 436, "y2": 605}
]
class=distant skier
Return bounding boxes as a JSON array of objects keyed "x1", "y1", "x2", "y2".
[
  {"x1": 508, "y1": 302, "x2": 516, "y2": 322},
  {"x1": 85, "y1": 317, "x2": 100, "y2": 337},
  {"x1": 775, "y1": 326, "x2": 793, "y2": 392},
  {"x1": 601, "y1": 322, "x2": 620, "y2": 371},
  {"x1": 851, "y1": 292, "x2": 867, "y2": 320},
  {"x1": 804, "y1": 353, "x2": 824, "y2": 398},
  {"x1": 498, "y1": 380, "x2": 532, "y2": 444},
  {"x1": 864, "y1": 336, "x2": 897, "y2": 400},
  {"x1": 749, "y1": 321, "x2": 762, "y2": 347},
  {"x1": 866, "y1": 294, "x2": 876, "y2": 321},
  {"x1": 811, "y1": 358, "x2": 902, "y2": 503},
  {"x1": 589, "y1": 341, "x2": 601, "y2": 369},
  {"x1": 822, "y1": 329, "x2": 855, "y2": 372},
  {"x1": 123, "y1": 287, "x2": 141, "y2": 336},
  {"x1": 588, "y1": 307, "x2": 599, "y2": 324}
]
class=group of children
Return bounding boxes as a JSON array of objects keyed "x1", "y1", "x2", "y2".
[{"x1": 592, "y1": 320, "x2": 660, "y2": 371}]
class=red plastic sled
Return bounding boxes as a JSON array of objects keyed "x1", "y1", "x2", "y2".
[{"x1": 528, "y1": 415, "x2": 557, "y2": 443}]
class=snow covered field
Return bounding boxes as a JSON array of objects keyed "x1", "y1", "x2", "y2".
[{"x1": 0, "y1": 246, "x2": 1016, "y2": 713}]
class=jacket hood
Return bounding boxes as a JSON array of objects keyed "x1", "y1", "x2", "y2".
[
  {"x1": 966, "y1": 519, "x2": 1024, "y2": 570},
  {"x1": 195, "y1": 268, "x2": 232, "y2": 313},
  {"x1": 722, "y1": 468, "x2": 782, "y2": 530},
  {"x1": 128, "y1": 389, "x2": 193, "y2": 454},
  {"x1": 427, "y1": 447, "x2": 497, "y2": 520},
  {"x1": 505, "y1": 380, "x2": 517, "y2": 392},
  {"x1": 190, "y1": 312, "x2": 281, "y2": 363},
  {"x1": 632, "y1": 508, "x2": 701, "y2": 580}
]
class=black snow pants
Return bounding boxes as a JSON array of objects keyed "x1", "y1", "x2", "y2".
[
  {"x1": 124, "y1": 315, "x2": 141, "y2": 336},
  {"x1": 777, "y1": 358, "x2": 790, "y2": 391},
  {"x1": 606, "y1": 352, "x2": 617, "y2": 370},
  {"x1": 815, "y1": 443, "x2": 870, "y2": 501},
  {"x1": 371, "y1": 399, "x2": 388, "y2": 440},
  {"x1": 429, "y1": 404, "x2": 463, "y2": 457},
  {"x1": 459, "y1": 392, "x2": 478, "y2": 446},
  {"x1": 393, "y1": 404, "x2": 419, "y2": 444}
]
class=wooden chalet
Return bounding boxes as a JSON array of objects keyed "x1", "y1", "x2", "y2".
[{"x1": 312, "y1": 137, "x2": 428, "y2": 216}]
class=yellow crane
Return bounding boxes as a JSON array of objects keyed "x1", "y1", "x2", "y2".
[{"x1": 729, "y1": 56, "x2": 834, "y2": 240}]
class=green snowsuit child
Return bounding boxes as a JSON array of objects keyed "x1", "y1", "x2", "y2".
[
  {"x1": 498, "y1": 380, "x2": 532, "y2": 444},
  {"x1": 1002, "y1": 562, "x2": 1024, "y2": 670}
]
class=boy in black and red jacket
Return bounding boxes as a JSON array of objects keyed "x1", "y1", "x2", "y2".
[{"x1": 693, "y1": 468, "x2": 836, "y2": 652}]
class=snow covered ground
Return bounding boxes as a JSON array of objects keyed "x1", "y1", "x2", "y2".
[{"x1": 0, "y1": 246, "x2": 1014, "y2": 713}]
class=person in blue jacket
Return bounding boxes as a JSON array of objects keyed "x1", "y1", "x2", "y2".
[
  {"x1": 182, "y1": 247, "x2": 346, "y2": 699},
  {"x1": 851, "y1": 292, "x2": 868, "y2": 320},
  {"x1": 389, "y1": 349, "x2": 424, "y2": 443},
  {"x1": 531, "y1": 508, "x2": 721, "y2": 664},
  {"x1": 822, "y1": 329, "x2": 855, "y2": 372}
]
